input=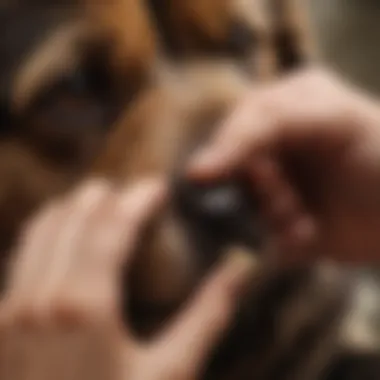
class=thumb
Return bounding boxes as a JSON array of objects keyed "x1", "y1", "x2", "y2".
[{"x1": 154, "y1": 249, "x2": 260, "y2": 379}]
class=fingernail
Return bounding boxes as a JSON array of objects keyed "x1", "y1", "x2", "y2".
[
  {"x1": 136, "y1": 177, "x2": 167, "y2": 199},
  {"x1": 80, "y1": 178, "x2": 111, "y2": 194},
  {"x1": 120, "y1": 177, "x2": 167, "y2": 210},
  {"x1": 221, "y1": 247, "x2": 262, "y2": 291},
  {"x1": 228, "y1": 247, "x2": 260, "y2": 271},
  {"x1": 187, "y1": 148, "x2": 220, "y2": 178},
  {"x1": 74, "y1": 178, "x2": 111, "y2": 208}
]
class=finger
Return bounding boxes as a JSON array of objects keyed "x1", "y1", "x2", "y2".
[
  {"x1": 29, "y1": 180, "x2": 112, "y2": 313},
  {"x1": 1, "y1": 180, "x2": 106, "y2": 317},
  {"x1": 51, "y1": 178, "x2": 167, "y2": 325},
  {"x1": 2, "y1": 180, "x2": 111, "y2": 324},
  {"x1": 110, "y1": 178, "x2": 167, "y2": 269},
  {"x1": 3, "y1": 198, "x2": 65, "y2": 306},
  {"x1": 186, "y1": 69, "x2": 355, "y2": 181},
  {"x1": 187, "y1": 91, "x2": 274, "y2": 180},
  {"x1": 153, "y1": 249, "x2": 259, "y2": 378}
]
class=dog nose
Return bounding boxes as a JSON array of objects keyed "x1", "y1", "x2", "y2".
[{"x1": 172, "y1": 176, "x2": 266, "y2": 254}]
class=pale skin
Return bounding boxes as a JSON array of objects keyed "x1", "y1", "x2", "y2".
[
  {"x1": 0, "y1": 179, "x2": 255, "y2": 380},
  {"x1": 188, "y1": 67, "x2": 380, "y2": 266}
]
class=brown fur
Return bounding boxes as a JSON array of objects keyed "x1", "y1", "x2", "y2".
[
  {"x1": 0, "y1": 1, "x2": 378, "y2": 379},
  {"x1": 147, "y1": 0, "x2": 254, "y2": 56},
  {"x1": 83, "y1": 0, "x2": 158, "y2": 88},
  {"x1": 0, "y1": 0, "x2": 158, "y2": 259}
]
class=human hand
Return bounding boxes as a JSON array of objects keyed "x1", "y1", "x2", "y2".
[
  {"x1": 0, "y1": 179, "x2": 255, "y2": 380},
  {"x1": 188, "y1": 68, "x2": 380, "y2": 266}
]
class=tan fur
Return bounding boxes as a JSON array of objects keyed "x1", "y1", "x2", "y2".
[
  {"x1": 12, "y1": 21, "x2": 89, "y2": 111},
  {"x1": 84, "y1": 0, "x2": 158, "y2": 83},
  {"x1": 2, "y1": 1, "x2": 367, "y2": 380},
  {"x1": 169, "y1": 0, "x2": 232, "y2": 45}
]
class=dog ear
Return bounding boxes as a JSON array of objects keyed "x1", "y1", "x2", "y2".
[
  {"x1": 147, "y1": 0, "x2": 256, "y2": 58},
  {"x1": 83, "y1": 0, "x2": 158, "y2": 87}
]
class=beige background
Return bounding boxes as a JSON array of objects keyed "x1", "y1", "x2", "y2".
[{"x1": 307, "y1": 0, "x2": 380, "y2": 96}]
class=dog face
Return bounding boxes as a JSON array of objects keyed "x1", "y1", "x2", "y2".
[
  {"x1": 2, "y1": 1, "x2": 375, "y2": 380},
  {"x1": 0, "y1": 0, "x2": 274, "y2": 254},
  {"x1": 0, "y1": 0, "x2": 159, "y2": 263},
  {"x1": 0, "y1": 0, "x2": 311, "y2": 259}
]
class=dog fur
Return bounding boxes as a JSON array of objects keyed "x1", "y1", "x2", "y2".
[{"x1": 0, "y1": 1, "x2": 378, "y2": 379}]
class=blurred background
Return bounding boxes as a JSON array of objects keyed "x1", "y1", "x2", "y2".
[
  {"x1": 308, "y1": 0, "x2": 380, "y2": 343},
  {"x1": 308, "y1": 0, "x2": 380, "y2": 96}
]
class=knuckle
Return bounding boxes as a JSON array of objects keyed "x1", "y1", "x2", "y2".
[
  {"x1": 8, "y1": 304, "x2": 46, "y2": 328},
  {"x1": 51, "y1": 296, "x2": 87, "y2": 325},
  {"x1": 52, "y1": 288, "x2": 117, "y2": 326}
]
